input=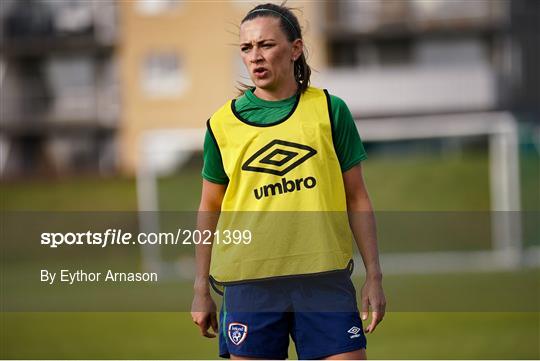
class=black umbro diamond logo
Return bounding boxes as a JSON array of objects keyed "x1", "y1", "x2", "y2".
[{"x1": 242, "y1": 139, "x2": 317, "y2": 176}]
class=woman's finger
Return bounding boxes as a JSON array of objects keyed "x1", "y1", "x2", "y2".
[
  {"x1": 210, "y1": 312, "x2": 219, "y2": 333},
  {"x1": 361, "y1": 297, "x2": 369, "y2": 320}
]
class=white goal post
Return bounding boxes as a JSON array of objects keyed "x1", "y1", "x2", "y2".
[{"x1": 136, "y1": 111, "x2": 535, "y2": 277}]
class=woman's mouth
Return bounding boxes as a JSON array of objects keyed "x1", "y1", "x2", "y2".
[{"x1": 253, "y1": 67, "x2": 269, "y2": 78}]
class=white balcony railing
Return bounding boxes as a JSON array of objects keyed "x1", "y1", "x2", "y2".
[{"x1": 313, "y1": 63, "x2": 497, "y2": 116}]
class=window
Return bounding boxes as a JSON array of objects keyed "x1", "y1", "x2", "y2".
[
  {"x1": 45, "y1": 55, "x2": 95, "y2": 120},
  {"x1": 414, "y1": 38, "x2": 488, "y2": 66},
  {"x1": 141, "y1": 52, "x2": 188, "y2": 97},
  {"x1": 329, "y1": 40, "x2": 413, "y2": 68},
  {"x1": 411, "y1": 0, "x2": 493, "y2": 23},
  {"x1": 46, "y1": 0, "x2": 93, "y2": 34},
  {"x1": 136, "y1": 0, "x2": 182, "y2": 15}
]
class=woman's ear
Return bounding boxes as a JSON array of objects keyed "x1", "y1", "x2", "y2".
[{"x1": 291, "y1": 38, "x2": 303, "y2": 61}]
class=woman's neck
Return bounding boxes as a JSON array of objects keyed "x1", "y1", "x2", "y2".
[{"x1": 253, "y1": 80, "x2": 298, "y2": 101}]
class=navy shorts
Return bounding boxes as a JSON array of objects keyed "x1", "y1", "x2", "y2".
[{"x1": 218, "y1": 272, "x2": 367, "y2": 359}]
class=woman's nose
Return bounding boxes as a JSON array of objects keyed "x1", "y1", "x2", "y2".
[{"x1": 250, "y1": 48, "x2": 263, "y2": 63}]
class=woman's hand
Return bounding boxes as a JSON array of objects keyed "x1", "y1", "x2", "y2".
[
  {"x1": 191, "y1": 292, "x2": 218, "y2": 338},
  {"x1": 360, "y1": 275, "x2": 386, "y2": 334},
  {"x1": 343, "y1": 165, "x2": 386, "y2": 333},
  {"x1": 191, "y1": 181, "x2": 226, "y2": 338}
]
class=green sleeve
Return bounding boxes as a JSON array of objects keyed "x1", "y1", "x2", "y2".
[
  {"x1": 202, "y1": 128, "x2": 229, "y2": 184},
  {"x1": 330, "y1": 94, "x2": 368, "y2": 172}
]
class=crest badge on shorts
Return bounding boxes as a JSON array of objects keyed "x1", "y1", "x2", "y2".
[{"x1": 228, "y1": 322, "x2": 248, "y2": 345}]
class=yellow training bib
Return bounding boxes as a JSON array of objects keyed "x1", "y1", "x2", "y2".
[{"x1": 208, "y1": 87, "x2": 353, "y2": 284}]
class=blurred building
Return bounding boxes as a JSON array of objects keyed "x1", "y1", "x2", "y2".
[
  {"x1": 0, "y1": 0, "x2": 537, "y2": 177},
  {"x1": 0, "y1": 0, "x2": 119, "y2": 177},
  {"x1": 317, "y1": 0, "x2": 538, "y2": 118}
]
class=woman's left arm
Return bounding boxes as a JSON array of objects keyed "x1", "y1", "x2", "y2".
[{"x1": 343, "y1": 164, "x2": 386, "y2": 333}]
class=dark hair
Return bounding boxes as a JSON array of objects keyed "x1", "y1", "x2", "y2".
[{"x1": 239, "y1": 2, "x2": 311, "y2": 94}]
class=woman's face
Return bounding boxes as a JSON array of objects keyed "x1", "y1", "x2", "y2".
[{"x1": 239, "y1": 16, "x2": 302, "y2": 92}]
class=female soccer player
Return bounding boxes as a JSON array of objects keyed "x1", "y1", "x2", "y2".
[{"x1": 191, "y1": 3, "x2": 385, "y2": 359}]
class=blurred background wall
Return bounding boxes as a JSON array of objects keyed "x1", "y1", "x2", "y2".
[{"x1": 0, "y1": 0, "x2": 538, "y2": 178}]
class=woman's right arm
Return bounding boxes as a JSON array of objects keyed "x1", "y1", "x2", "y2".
[{"x1": 191, "y1": 179, "x2": 226, "y2": 338}]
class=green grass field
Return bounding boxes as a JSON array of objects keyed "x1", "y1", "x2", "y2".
[
  {"x1": 0, "y1": 151, "x2": 498, "y2": 212},
  {"x1": 2, "y1": 151, "x2": 538, "y2": 212},
  {"x1": 1, "y1": 151, "x2": 539, "y2": 359},
  {"x1": 2, "y1": 312, "x2": 538, "y2": 359}
]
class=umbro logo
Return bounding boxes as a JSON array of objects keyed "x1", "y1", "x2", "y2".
[
  {"x1": 243, "y1": 139, "x2": 318, "y2": 200},
  {"x1": 242, "y1": 139, "x2": 317, "y2": 176},
  {"x1": 348, "y1": 326, "x2": 362, "y2": 339}
]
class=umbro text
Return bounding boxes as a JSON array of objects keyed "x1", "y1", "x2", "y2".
[{"x1": 254, "y1": 176, "x2": 317, "y2": 200}]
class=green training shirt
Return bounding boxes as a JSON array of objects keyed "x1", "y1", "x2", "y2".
[{"x1": 202, "y1": 88, "x2": 367, "y2": 184}]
